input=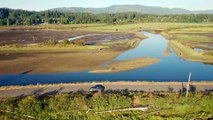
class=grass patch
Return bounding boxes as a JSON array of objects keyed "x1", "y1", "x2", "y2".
[
  {"x1": 79, "y1": 23, "x2": 213, "y2": 32},
  {"x1": 0, "y1": 24, "x2": 105, "y2": 30},
  {"x1": 169, "y1": 40, "x2": 213, "y2": 63},
  {"x1": 101, "y1": 38, "x2": 141, "y2": 48},
  {"x1": 168, "y1": 26, "x2": 213, "y2": 34},
  {"x1": 204, "y1": 51, "x2": 213, "y2": 56},
  {"x1": 0, "y1": 45, "x2": 109, "y2": 53},
  {"x1": 0, "y1": 37, "x2": 109, "y2": 53},
  {"x1": 173, "y1": 34, "x2": 213, "y2": 43}
]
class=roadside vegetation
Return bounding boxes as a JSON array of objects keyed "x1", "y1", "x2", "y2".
[{"x1": 0, "y1": 91, "x2": 212, "y2": 120}]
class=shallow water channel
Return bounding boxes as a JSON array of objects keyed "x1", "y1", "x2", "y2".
[{"x1": 0, "y1": 32, "x2": 213, "y2": 86}]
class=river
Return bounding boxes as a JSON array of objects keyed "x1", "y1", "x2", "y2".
[{"x1": 0, "y1": 32, "x2": 213, "y2": 86}]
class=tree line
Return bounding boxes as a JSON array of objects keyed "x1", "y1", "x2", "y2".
[{"x1": 0, "y1": 8, "x2": 213, "y2": 26}]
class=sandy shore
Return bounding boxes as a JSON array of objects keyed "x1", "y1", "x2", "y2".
[
  {"x1": 0, "y1": 81, "x2": 212, "y2": 98},
  {"x1": 89, "y1": 57, "x2": 160, "y2": 73},
  {"x1": 0, "y1": 51, "x2": 120, "y2": 74}
]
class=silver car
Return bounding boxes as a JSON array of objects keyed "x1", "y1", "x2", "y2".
[{"x1": 89, "y1": 84, "x2": 105, "y2": 92}]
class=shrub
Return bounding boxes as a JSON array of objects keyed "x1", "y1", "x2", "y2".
[
  {"x1": 10, "y1": 44, "x2": 25, "y2": 48},
  {"x1": 43, "y1": 37, "x2": 58, "y2": 46},
  {"x1": 17, "y1": 96, "x2": 43, "y2": 116},
  {"x1": 204, "y1": 52, "x2": 213, "y2": 56},
  {"x1": 72, "y1": 39, "x2": 85, "y2": 46},
  {"x1": 62, "y1": 39, "x2": 70, "y2": 46}
]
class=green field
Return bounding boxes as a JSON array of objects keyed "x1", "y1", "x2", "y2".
[
  {"x1": 79, "y1": 23, "x2": 213, "y2": 32},
  {"x1": 172, "y1": 34, "x2": 212, "y2": 43},
  {"x1": 0, "y1": 92, "x2": 212, "y2": 120}
]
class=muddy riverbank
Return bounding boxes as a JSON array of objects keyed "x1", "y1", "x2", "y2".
[{"x1": 0, "y1": 30, "x2": 138, "y2": 45}]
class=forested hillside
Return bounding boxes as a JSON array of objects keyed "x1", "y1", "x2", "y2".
[
  {"x1": 0, "y1": 8, "x2": 213, "y2": 26},
  {"x1": 50, "y1": 5, "x2": 213, "y2": 15}
]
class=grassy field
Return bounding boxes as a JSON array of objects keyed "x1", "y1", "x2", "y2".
[
  {"x1": 169, "y1": 41, "x2": 213, "y2": 63},
  {"x1": 90, "y1": 57, "x2": 160, "y2": 73},
  {"x1": 173, "y1": 34, "x2": 212, "y2": 43},
  {"x1": 79, "y1": 23, "x2": 213, "y2": 32},
  {"x1": 0, "y1": 24, "x2": 105, "y2": 31},
  {"x1": 0, "y1": 91, "x2": 212, "y2": 120},
  {"x1": 167, "y1": 26, "x2": 213, "y2": 34},
  {"x1": 0, "y1": 23, "x2": 213, "y2": 33},
  {"x1": 0, "y1": 44, "x2": 109, "y2": 53},
  {"x1": 1, "y1": 23, "x2": 212, "y2": 32}
]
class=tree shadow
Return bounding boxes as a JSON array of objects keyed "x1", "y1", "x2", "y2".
[
  {"x1": 190, "y1": 85, "x2": 196, "y2": 93},
  {"x1": 15, "y1": 94, "x2": 27, "y2": 99},
  {"x1": 205, "y1": 89, "x2": 213, "y2": 92},
  {"x1": 181, "y1": 82, "x2": 186, "y2": 93},
  {"x1": 31, "y1": 88, "x2": 44, "y2": 96},
  {"x1": 167, "y1": 86, "x2": 174, "y2": 93},
  {"x1": 42, "y1": 87, "x2": 64, "y2": 96}
]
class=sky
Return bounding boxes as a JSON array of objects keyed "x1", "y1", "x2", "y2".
[{"x1": 0, "y1": 0, "x2": 213, "y2": 11}]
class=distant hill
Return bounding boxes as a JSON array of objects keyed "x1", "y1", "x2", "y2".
[{"x1": 49, "y1": 5, "x2": 213, "y2": 14}]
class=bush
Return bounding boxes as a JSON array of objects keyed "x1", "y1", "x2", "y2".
[
  {"x1": 72, "y1": 39, "x2": 85, "y2": 46},
  {"x1": 43, "y1": 37, "x2": 58, "y2": 46},
  {"x1": 62, "y1": 39, "x2": 70, "y2": 46},
  {"x1": 17, "y1": 96, "x2": 43, "y2": 116},
  {"x1": 10, "y1": 44, "x2": 25, "y2": 48}
]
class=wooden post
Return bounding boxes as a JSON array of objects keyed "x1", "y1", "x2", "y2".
[{"x1": 186, "y1": 72, "x2": 191, "y2": 97}]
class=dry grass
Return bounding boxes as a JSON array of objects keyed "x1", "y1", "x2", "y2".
[
  {"x1": 0, "y1": 44, "x2": 109, "y2": 53},
  {"x1": 169, "y1": 40, "x2": 213, "y2": 63}
]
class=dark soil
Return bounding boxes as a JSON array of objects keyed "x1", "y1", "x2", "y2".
[{"x1": 0, "y1": 30, "x2": 138, "y2": 45}]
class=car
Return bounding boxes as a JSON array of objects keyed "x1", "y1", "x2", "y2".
[{"x1": 89, "y1": 84, "x2": 105, "y2": 92}]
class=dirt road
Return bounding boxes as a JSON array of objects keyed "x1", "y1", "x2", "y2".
[{"x1": 0, "y1": 82, "x2": 212, "y2": 98}]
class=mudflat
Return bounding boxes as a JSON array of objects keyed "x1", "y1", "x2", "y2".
[
  {"x1": 0, "y1": 30, "x2": 138, "y2": 45},
  {"x1": 0, "y1": 51, "x2": 120, "y2": 74}
]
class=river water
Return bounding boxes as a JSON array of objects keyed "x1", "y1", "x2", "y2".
[{"x1": 0, "y1": 32, "x2": 213, "y2": 86}]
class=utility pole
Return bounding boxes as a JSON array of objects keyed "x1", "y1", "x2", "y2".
[{"x1": 186, "y1": 72, "x2": 191, "y2": 98}]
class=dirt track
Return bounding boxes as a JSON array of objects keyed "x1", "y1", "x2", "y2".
[{"x1": 0, "y1": 82, "x2": 212, "y2": 98}]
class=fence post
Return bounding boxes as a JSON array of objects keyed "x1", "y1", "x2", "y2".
[{"x1": 186, "y1": 72, "x2": 191, "y2": 97}]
